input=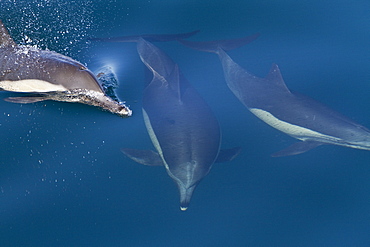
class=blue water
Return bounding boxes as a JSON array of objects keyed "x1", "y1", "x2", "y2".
[{"x1": 1, "y1": 0, "x2": 370, "y2": 246}]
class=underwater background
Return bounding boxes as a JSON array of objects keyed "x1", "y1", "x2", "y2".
[{"x1": 0, "y1": 0, "x2": 369, "y2": 246}]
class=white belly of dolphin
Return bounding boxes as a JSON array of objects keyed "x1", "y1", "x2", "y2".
[
  {"x1": 249, "y1": 108, "x2": 342, "y2": 143},
  {"x1": 142, "y1": 108, "x2": 168, "y2": 167},
  {"x1": 142, "y1": 108, "x2": 192, "y2": 185},
  {"x1": 0, "y1": 79, "x2": 68, "y2": 92}
]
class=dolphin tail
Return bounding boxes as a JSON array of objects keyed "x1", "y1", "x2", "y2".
[
  {"x1": 90, "y1": 30, "x2": 200, "y2": 43},
  {"x1": 178, "y1": 33, "x2": 260, "y2": 53}
]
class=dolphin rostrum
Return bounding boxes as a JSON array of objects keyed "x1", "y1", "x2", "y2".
[
  {"x1": 0, "y1": 20, "x2": 131, "y2": 117},
  {"x1": 96, "y1": 33, "x2": 240, "y2": 210},
  {"x1": 180, "y1": 35, "x2": 370, "y2": 156}
]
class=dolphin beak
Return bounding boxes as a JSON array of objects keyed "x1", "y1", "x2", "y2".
[{"x1": 178, "y1": 184, "x2": 197, "y2": 211}]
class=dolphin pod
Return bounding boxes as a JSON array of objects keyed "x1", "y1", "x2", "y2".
[
  {"x1": 90, "y1": 30, "x2": 370, "y2": 210},
  {"x1": 0, "y1": 20, "x2": 131, "y2": 117},
  {"x1": 2, "y1": 19, "x2": 369, "y2": 210},
  {"x1": 179, "y1": 36, "x2": 370, "y2": 156}
]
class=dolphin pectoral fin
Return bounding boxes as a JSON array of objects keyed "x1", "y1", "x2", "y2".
[
  {"x1": 120, "y1": 148, "x2": 164, "y2": 166},
  {"x1": 4, "y1": 96, "x2": 46, "y2": 103},
  {"x1": 271, "y1": 141, "x2": 323, "y2": 157},
  {"x1": 215, "y1": 147, "x2": 242, "y2": 163}
]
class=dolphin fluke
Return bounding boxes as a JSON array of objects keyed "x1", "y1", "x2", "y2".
[
  {"x1": 178, "y1": 33, "x2": 260, "y2": 53},
  {"x1": 90, "y1": 30, "x2": 200, "y2": 43}
]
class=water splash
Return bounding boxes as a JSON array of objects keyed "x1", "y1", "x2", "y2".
[
  {"x1": 0, "y1": 0, "x2": 95, "y2": 57},
  {"x1": 95, "y1": 65, "x2": 120, "y2": 102}
]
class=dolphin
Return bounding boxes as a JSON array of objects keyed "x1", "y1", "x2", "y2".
[
  {"x1": 98, "y1": 34, "x2": 240, "y2": 210},
  {"x1": 0, "y1": 20, "x2": 131, "y2": 117},
  {"x1": 179, "y1": 35, "x2": 370, "y2": 156}
]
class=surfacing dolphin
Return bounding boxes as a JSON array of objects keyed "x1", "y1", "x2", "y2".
[
  {"x1": 0, "y1": 20, "x2": 131, "y2": 117},
  {"x1": 179, "y1": 35, "x2": 370, "y2": 156},
  {"x1": 95, "y1": 33, "x2": 240, "y2": 210}
]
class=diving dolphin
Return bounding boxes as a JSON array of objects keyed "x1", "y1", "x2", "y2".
[
  {"x1": 180, "y1": 35, "x2": 370, "y2": 156},
  {"x1": 97, "y1": 34, "x2": 240, "y2": 210},
  {"x1": 0, "y1": 20, "x2": 131, "y2": 117}
]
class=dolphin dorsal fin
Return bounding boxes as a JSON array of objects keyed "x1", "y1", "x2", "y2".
[
  {"x1": 0, "y1": 20, "x2": 16, "y2": 48},
  {"x1": 265, "y1": 64, "x2": 291, "y2": 93}
]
